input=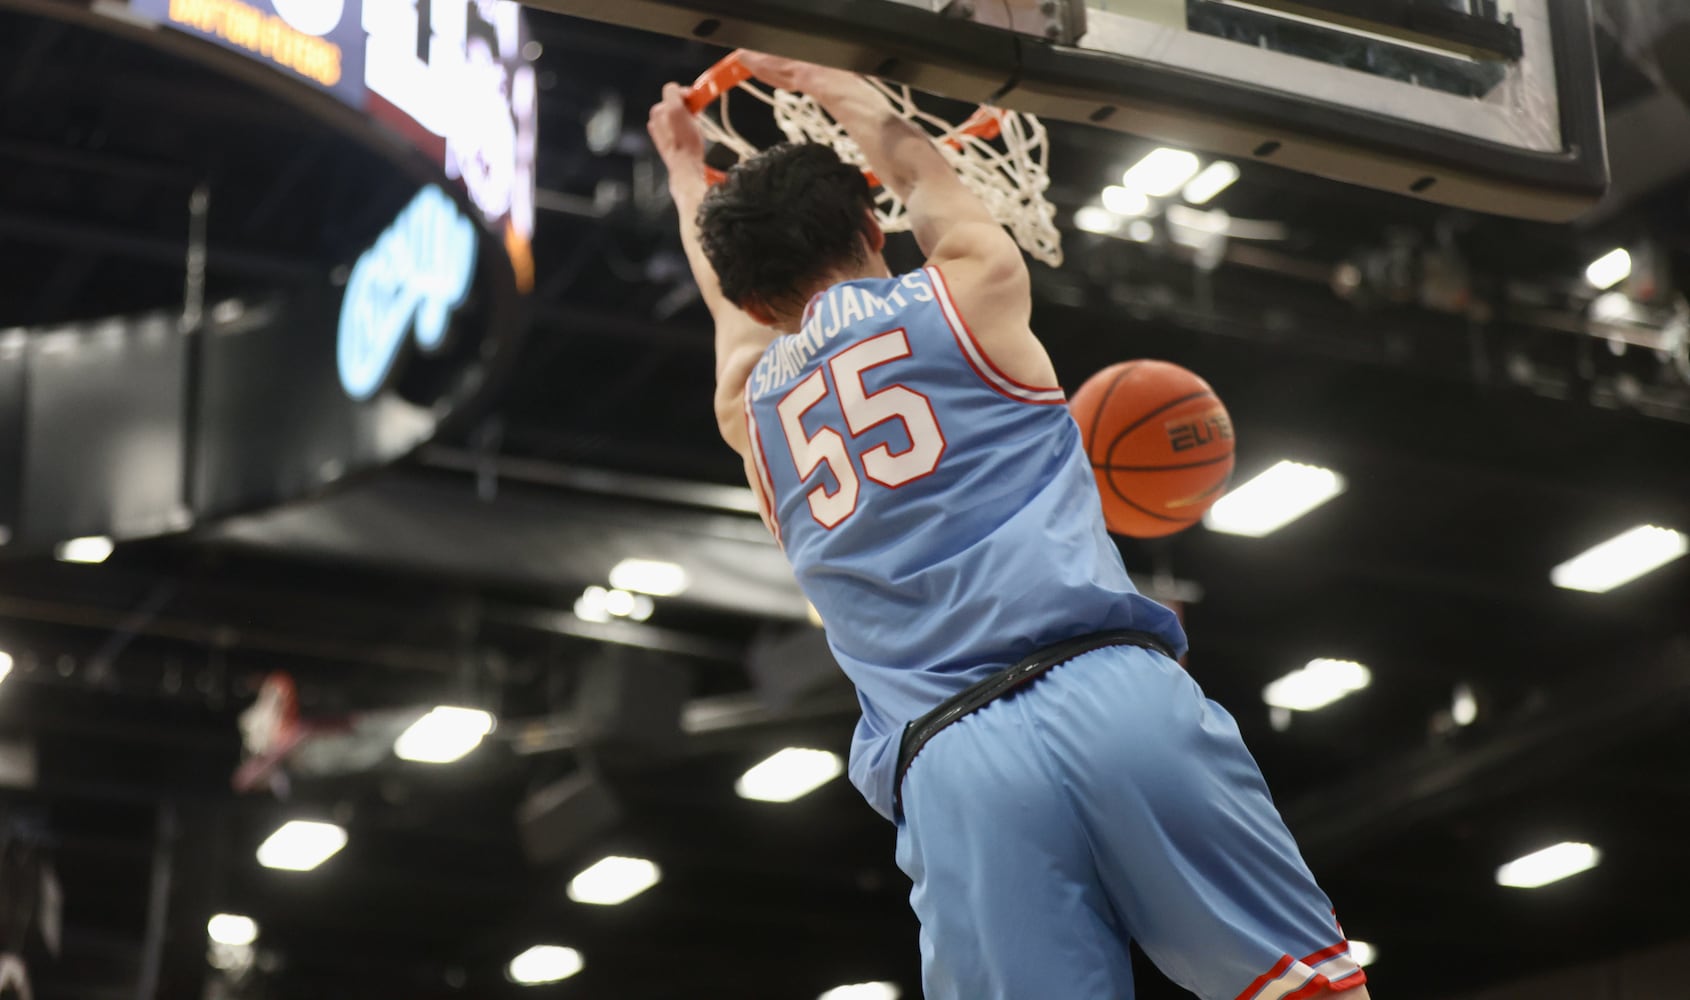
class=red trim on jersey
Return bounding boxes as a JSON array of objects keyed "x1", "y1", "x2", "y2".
[
  {"x1": 1281, "y1": 979, "x2": 1333, "y2": 1000},
  {"x1": 1301, "y1": 943, "x2": 1351, "y2": 966},
  {"x1": 1281, "y1": 968, "x2": 1368, "y2": 1000},
  {"x1": 924, "y1": 265, "x2": 1065, "y2": 405},
  {"x1": 1236, "y1": 944, "x2": 1367, "y2": 1000},
  {"x1": 1326, "y1": 968, "x2": 1368, "y2": 991},
  {"x1": 1236, "y1": 956, "x2": 1296, "y2": 1000},
  {"x1": 827, "y1": 329, "x2": 949, "y2": 491}
]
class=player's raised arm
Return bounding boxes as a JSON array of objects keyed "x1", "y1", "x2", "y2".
[
  {"x1": 737, "y1": 52, "x2": 1056, "y2": 391},
  {"x1": 647, "y1": 84, "x2": 780, "y2": 539},
  {"x1": 646, "y1": 83, "x2": 773, "y2": 450}
]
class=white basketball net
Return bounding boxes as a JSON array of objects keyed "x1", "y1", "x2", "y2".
[{"x1": 695, "y1": 78, "x2": 1064, "y2": 268}]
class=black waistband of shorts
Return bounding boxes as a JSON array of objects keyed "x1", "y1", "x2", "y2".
[{"x1": 893, "y1": 629, "x2": 1175, "y2": 817}]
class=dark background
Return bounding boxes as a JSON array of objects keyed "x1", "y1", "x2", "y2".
[{"x1": 0, "y1": 2, "x2": 1688, "y2": 999}]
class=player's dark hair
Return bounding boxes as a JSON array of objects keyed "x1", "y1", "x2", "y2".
[{"x1": 697, "y1": 143, "x2": 875, "y2": 317}]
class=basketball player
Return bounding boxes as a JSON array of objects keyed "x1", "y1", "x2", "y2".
[{"x1": 648, "y1": 54, "x2": 1371, "y2": 1000}]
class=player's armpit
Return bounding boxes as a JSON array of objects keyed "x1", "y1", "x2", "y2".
[
  {"x1": 740, "y1": 449, "x2": 779, "y2": 540},
  {"x1": 714, "y1": 385, "x2": 750, "y2": 455},
  {"x1": 926, "y1": 230, "x2": 1060, "y2": 394},
  {"x1": 904, "y1": 178, "x2": 1002, "y2": 261},
  {"x1": 713, "y1": 342, "x2": 763, "y2": 454},
  {"x1": 714, "y1": 351, "x2": 780, "y2": 542},
  {"x1": 926, "y1": 220, "x2": 1027, "y2": 306}
]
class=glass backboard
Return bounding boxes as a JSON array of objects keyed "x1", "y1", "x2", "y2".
[{"x1": 529, "y1": 0, "x2": 1607, "y2": 221}]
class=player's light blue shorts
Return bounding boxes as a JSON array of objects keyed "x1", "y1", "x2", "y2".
[{"x1": 895, "y1": 644, "x2": 1368, "y2": 1000}]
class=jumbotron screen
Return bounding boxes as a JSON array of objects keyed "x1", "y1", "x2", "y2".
[{"x1": 130, "y1": 0, "x2": 537, "y2": 270}]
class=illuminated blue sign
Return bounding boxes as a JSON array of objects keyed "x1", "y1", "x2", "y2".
[{"x1": 337, "y1": 185, "x2": 478, "y2": 401}]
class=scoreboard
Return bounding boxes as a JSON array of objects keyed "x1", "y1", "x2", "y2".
[{"x1": 128, "y1": 0, "x2": 537, "y2": 275}]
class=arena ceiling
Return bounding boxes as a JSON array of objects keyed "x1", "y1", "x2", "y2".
[{"x1": 0, "y1": 6, "x2": 1688, "y2": 1000}]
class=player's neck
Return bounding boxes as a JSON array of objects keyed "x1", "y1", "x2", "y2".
[{"x1": 776, "y1": 257, "x2": 893, "y2": 330}]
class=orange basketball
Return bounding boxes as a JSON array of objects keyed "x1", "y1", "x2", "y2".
[{"x1": 1069, "y1": 360, "x2": 1236, "y2": 538}]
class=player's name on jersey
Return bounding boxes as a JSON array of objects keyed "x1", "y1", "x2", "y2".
[{"x1": 751, "y1": 272, "x2": 937, "y2": 400}]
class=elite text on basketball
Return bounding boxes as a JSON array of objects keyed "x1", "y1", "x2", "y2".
[{"x1": 1166, "y1": 411, "x2": 1234, "y2": 452}]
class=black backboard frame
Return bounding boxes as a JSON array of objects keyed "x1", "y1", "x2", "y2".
[{"x1": 528, "y1": 0, "x2": 1608, "y2": 220}]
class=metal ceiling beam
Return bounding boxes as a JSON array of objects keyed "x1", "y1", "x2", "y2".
[
  {"x1": 507, "y1": 690, "x2": 859, "y2": 756},
  {"x1": 0, "y1": 593, "x2": 457, "y2": 674},
  {"x1": 205, "y1": 468, "x2": 807, "y2": 622},
  {"x1": 483, "y1": 604, "x2": 744, "y2": 662},
  {"x1": 0, "y1": 210, "x2": 321, "y2": 281},
  {"x1": 0, "y1": 138, "x2": 194, "y2": 188},
  {"x1": 419, "y1": 446, "x2": 758, "y2": 515}
]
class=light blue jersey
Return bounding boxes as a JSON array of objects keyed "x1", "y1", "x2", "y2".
[
  {"x1": 741, "y1": 270, "x2": 1356, "y2": 1000},
  {"x1": 743, "y1": 266, "x2": 1188, "y2": 821}
]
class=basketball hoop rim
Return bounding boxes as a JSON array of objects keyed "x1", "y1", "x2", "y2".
[
  {"x1": 677, "y1": 50, "x2": 1063, "y2": 267},
  {"x1": 683, "y1": 51, "x2": 753, "y2": 116},
  {"x1": 681, "y1": 49, "x2": 1005, "y2": 190}
]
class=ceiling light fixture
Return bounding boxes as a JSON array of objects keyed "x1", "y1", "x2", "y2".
[
  {"x1": 575, "y1": 585, "x2": 612, "y2": 623},
  {"x1": 1262, "y1": 659, "x2": 1371, "y2": 712},
  {"x1": 1204, "y1": 460, "x2": 1346, "y2": 537},
  {"x1": 604, "y1": 588, "x2": 637, "y2": 617},
  {"x1": 256, "y1": 820, "x2": 347, "y2": 872},
  {"x1": 394, "y1": 706, "x2": 495, "y2": 764},
  {"x1": 735, "y1": 747, "x2": 843, "y2": 803},
  {"x1": 567, "y1": 855, "x2": 662, "y2": 905},
  {"x1": 207, "y1": 913, "x2": 258, "y2": 947},
  {"x1": 1584, "y1": 248, "x2": 1632, "y2": 290},
  {"x1": 1451, "y1": 684, "x2": 1478, "y2": 727},
  {"x1": 1550, "y1": 525, "x2": 1686, "y2": 593},
  {"x1": 574, "y1": 585, "x2": 658, "y2": 624},
  {"x1": 1101, "y1": 185, "x2": 1152, "y2": 217},
  {"x1": 507, "y1": 945, "x2": 584, "y2": 985},
  {"x1": 1495, "y1": 842, "x2": 1601, "y2": 889},
  {"x1": 1183, "y1": 161, "x2": 1240, "y2": 204},
  {"x1": 1121, "y1": 148, "x2": 1202, "y2": 197},
  {"x1": 1588, "y1": 248, "x2": 1629, "y2": 290},
  {"x1": 608, "y1": 558, "x2": 689, "y2": 596},
  {"x1": 1074, "y1": 206, "x2": 1120, "y2": 234},
  {"x1": 819, "y1": 983, "x2": 902, "y2": 1000},
  {"x1": 55, "y1": 536, "x2": 114, "y2": 564}
]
